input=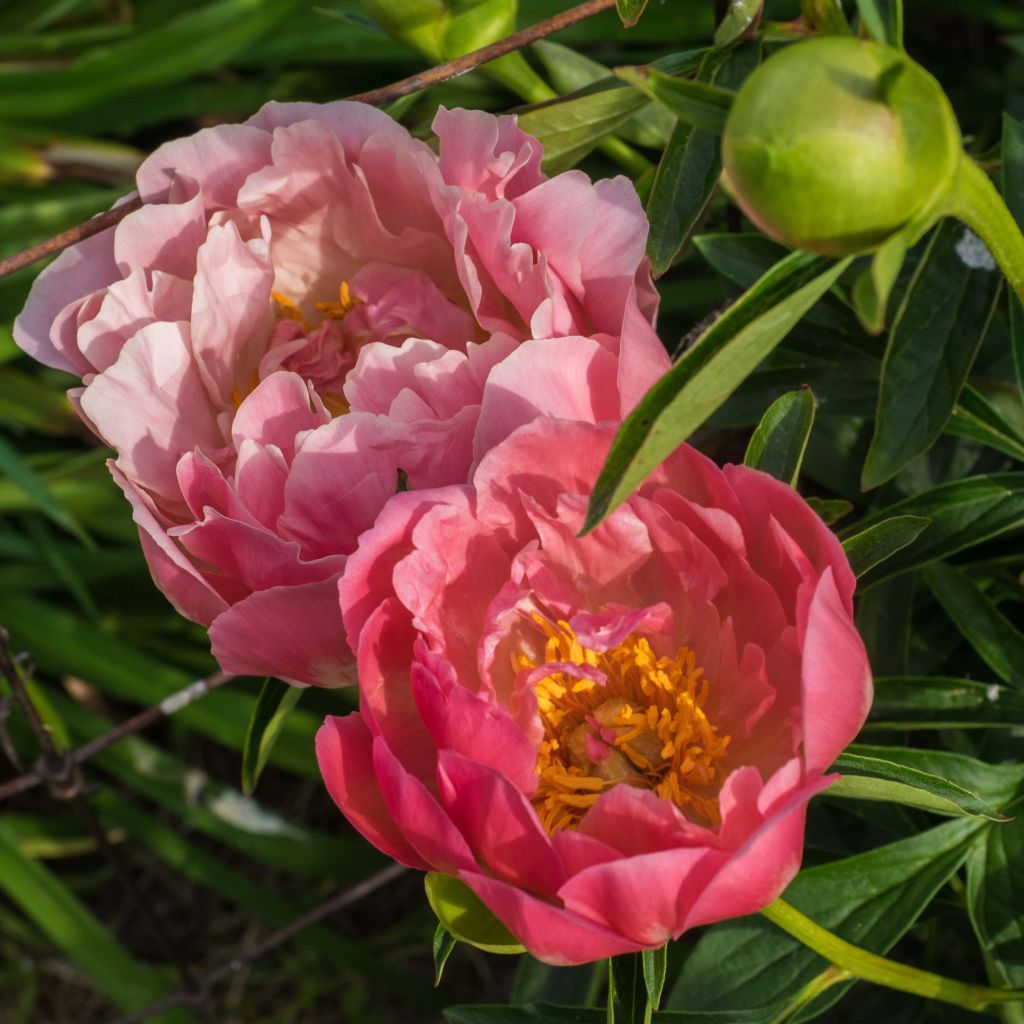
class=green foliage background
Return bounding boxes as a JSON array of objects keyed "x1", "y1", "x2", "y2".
[{"x1": 0, "y1": 1, "x2": 1022, "y2": 1022}]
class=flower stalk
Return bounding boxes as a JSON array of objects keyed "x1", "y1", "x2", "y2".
[{"x1": 760, "y1": 898, "x2": 1024, "y2": 1014}]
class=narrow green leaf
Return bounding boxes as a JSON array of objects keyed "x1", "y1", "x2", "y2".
[
  {"x1": 830, "y1": 751, "x2": 1007, "y2": 820},
  {"x1": 851, "y1": 222, "x2": 910, "y2": 334},
  {"x1": 863, "y1": 220, "x2": 1002, "y2": 489},
  {"x1": 517, "y1": 86, "x2": 648, "y2": 174},
  {"x1": 646, "y1": 118, "x2": 719, "y2": 276},
  {"x1": 425, "y1": 873, "x2": 525, "y2": 955},
  {"x1": 801, "y1": 0, "x2": 852, "y2": 33},
  {"x1": 743, "y1": 387, "x2": 816, "y2": 486},
  {"x1": 445, "y1": 1009, "x2": 780, "y2": 1023},
  {"x1": 1004, "y1": 114, "x2": 1024, "y2": 397},
  {"x1": 967, "y1": 802, "x2": 1024, "y2": 1004},
  {"x1": 665, "y1": 818, "x2": 987, "y2": 1019},
  {"x1": 840, "y1": 515, "x2": 930, "y2": 578},
  {"x1": 924, "y1": 562, "x2": 1024, "y2": 688},
  {"x1": 614, "y1": 66, "x2": 733, "y2": 134},
  {"x1": 0, "y1": 434, "x2": 90, "y2": 545},
  {"x1": 610, "y1": 953, "x2": 651, "y2": 1024},
  {"x1": 616, "y1": 0, "x2": 649, "y2": 28},
  {"x1": 948, "y1": 383, "x2": 1024, "y2": 462},
  {"x1": 0, "y1": 823, "x2": 190, "y2": 1023},
  {"x1": 0, "y1": 0, "x2": 304, "y2": 120},
  {"x1": 241, "y1": 676, "x2": 303, "y2": 796},
  {"x1": 845, "y1": 744, "x2": 1024, "y2": 808},
  {"x1": 854, "y1": 0, "x2": 904, "y2": 48},
  {"x1": 868, "y1": 675, "x2": 1024, "y2": 729},
  {"x1": 434, "y1": 925, "x2": 457, "y2": 986},
  {"x1": 583, "y1": 253, "x2": 850, "y2": 533},
  {"x1": 642, "y1": 946, "x2": 667, "y2": 1010},
  {"x1": 842, "y1": 473, "x2": 1024, "y2": 584},
  {"x1": 806, "y1": 497, "x2": 854, "y2": 525},
  {"x1": 714, "y1": 0, "x2": 762, "y2": 47}
]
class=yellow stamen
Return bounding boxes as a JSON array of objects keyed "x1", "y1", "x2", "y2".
[
  {"x1": 230, "y1": 369, "x2": 260, "y2": 410},
  {"x1": 517, "y1": 616, "x2": 730, "y2": 834},
  {"x1": 315, "y1": 281, "x2": 360, "y2": 320},
  {"x1": 272, "y1": 291, "x2": 305, "y2": 324}
]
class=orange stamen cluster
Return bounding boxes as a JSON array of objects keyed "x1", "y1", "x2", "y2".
[{"x1": 515, "y1": 615, "x2": 730, "y2": 834}]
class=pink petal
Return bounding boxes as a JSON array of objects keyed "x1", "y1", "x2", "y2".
[
  {"x1": 232, "y1": 372, "x2": 328, "y2": 459},
  {"x1": 208, "y1": 575, "x2": 353, "y2": 687},
  {"x1": 459, "y1": 872, "x2": 640, "y2": 966},
  {"x1": 800, "y1": 568, "x2": 873, "y2": 773},
  {"x1": 316, "y1": 715, "x2": 429, "y2": 870},
  {"x1": 473, "y1": 336, "x2": 621, "y2": 464},
  {"x1": 14, "y1": 227, "x2": 120, "y2": 373},
  {"x1": 373, "y1": 736, "x2": 475, "y2": 874},
  {"x1": 437, "y1": 750, "x2": 565, "y2": 898}
]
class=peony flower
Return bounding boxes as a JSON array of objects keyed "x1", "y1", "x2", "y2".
[
  {"x1": 317, "y1": 417, "x2": 872, "y2": 964},
  {"x1": 14, "y1": 102, "x2": 667, "y2": 686}
]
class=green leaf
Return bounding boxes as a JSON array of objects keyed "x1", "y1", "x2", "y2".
[
  {"x1": 434, "y1": 924, "x2": 457, "y2": 986},
  {"x1": 840, "y1": 473, "x2": 1024, "y2": 585},
  {"x1": 1003, "y1": 114, "x2": 1024, "y2": 398},
  {"x1": 714, "y1": 0, "x2": 762, "y2": 47},
  {"x1": 806, "y1": 497, "x2": 854, "y2": 525},
  {"x1": 609, "y1": 953, "x2": 651, "y2": 1024},
  {"x1": 614, "y1": 66, "x2": 733, "y2": 134},
  {"x1": 743, "y1": 387, "x2": 816, "y2": 486},
  {"x1": 616, "y1": 0, "x2": 649, "y2": 28},
  {"x1": 801, "y1": 0, "x2": 852, "y2": 34},
  {"x1": 0, "y1": 433, "x2": 90, "y2": 545},
  {"x1": 517, "y1": 85, "x2": 648, "y2": 174},
  {"x1": 854, "y1": 0, "x2": 904, "y2": 48},
  {"x1": 0, "y1": 823, "x2": 190, "y2": 1023},
  {"x1": 924, "y1": 562, "x2": 1024, "y2": 688},
  {"x1": 241, "y1": 676, "x2": 304, "y2": 796},
  {"x1": 862, "y1": 220, "x2": 1002, "y2": 489},
  {"x1": 829, "y1": 751, "x2": 1008, "y2": 820},
  {"x1": 967, "y1": 801, "x2": 1024, "y2": 1007},
  {"x1": 583, "y1": 252, "x2": 850, "y2": 533},
  {"x1": 948, "y1": 383, "x2": 1024, "y2": 462},
  {"x1": 646, "y1": 115, "x2": 720, "y2": 276},
  {"x1": 643, "y1": 946, "x2": 667, "y2": 1010},
  {"x1": 851, "y1": 222, "x2": 911, "y2": 334},
  {"x1": 868, "y1": 675, "x2": 1024, "y2": 729},
  {"x1": 665, "y1": 818, "x2": 988, "y2": 1019},
  {"x1": 844, "y1": 744, "x2": 1024, "y2": 808},
  {"x1": 445, "y1": 1007, "x2": 781, "y2": 1023},
  {"x1": 0, "y1": 0, "x2": 304, "y2": 121},
  {"x1": 424, "y1": 873, "x2": 525, "y2": 955},
  {"x1": 840, "y1": 515, "x2": 931, "y2": 578}
]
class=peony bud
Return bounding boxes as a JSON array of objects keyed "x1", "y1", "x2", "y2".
[{"x1": 721, "y1": 36, "x2": 961, "y2": 257}]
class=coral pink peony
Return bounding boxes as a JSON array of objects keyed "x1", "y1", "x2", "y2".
[
  {"x1": 14, "y1": 102, "x2": 667, "y2": 686},
  {"x1": 317, "y1": 418, "x2": 872, "y2": 964}
]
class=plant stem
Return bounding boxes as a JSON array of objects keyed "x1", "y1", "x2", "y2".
[
  {"x1": 946, "y1": 154, "x2": 1024, "y2": 305},
  {"x1": 761, "y1": 898, "x2": 1024, "y2": 1014}
]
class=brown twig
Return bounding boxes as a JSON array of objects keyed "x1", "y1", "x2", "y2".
[
  {"x1": 104, "y1": 863, "x2": 408, "y2": 1024},
  {"x1": 0, "y1": 0, "x2": 616, "y2": 281},
  {"x1": 0, "y1": 664, "x2": 230, "y2": 803}
]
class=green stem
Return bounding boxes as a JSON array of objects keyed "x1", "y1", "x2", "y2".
[
  {"x1": 946, "y1": 154, "x2": 1024, "y2": 305},
  {"x1": 608, "y1": 953, "x2": 652, "y2": 1024},
  {"x1": 761, "y1": 899, "x2": 1024, "y2": 1014}
]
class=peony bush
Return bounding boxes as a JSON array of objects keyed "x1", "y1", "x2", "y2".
[
  {"x1": 14, "y1": 102, "x2": 667, "y2": 686},
  {"x1": 317, "y1": 416, "x2": 871, "y2": 963}
]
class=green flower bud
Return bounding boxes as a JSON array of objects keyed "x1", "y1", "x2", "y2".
[{"x1": 721, "y1": 36, "x2": 962, "y2": 257}]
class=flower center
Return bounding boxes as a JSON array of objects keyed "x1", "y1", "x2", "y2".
[{"x1": 515, "y1": 616, "x2": 730, "y2": 834}]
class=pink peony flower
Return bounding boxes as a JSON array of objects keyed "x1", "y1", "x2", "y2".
[
  {"x1": 317, "y1": 417, "x2": 872, "y2": 964},
  {"x1": 14, "y1": 102, "x2": 667, "y2": 686}
]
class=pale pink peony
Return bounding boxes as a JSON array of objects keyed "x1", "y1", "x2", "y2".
[
  {"x1": 14, "y1": 102, "x2": 667, "y2": 686},
  {"x1": 317, "y1": 417, "x2": 872, "y2": 964}
]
